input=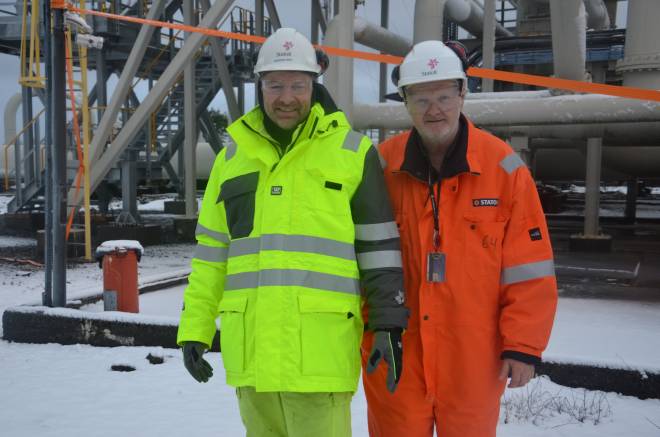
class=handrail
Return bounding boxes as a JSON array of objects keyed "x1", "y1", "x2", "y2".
[{"x1": 3, "y1": 108, "x2": 46, "y2": 191}]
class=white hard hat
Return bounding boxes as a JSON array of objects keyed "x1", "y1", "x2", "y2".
[
  {"x1": 395, "y1": 40, "x2": 467, "y2": 96},
  {"x1": 254, "y1": 27, "x2": 321, "y2": 75}
]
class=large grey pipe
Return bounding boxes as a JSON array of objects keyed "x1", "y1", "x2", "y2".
[
  {"x1": 1, "y1": 93, "x2": 22, "y2": 177},
  {"x1": 353, "y1": 95, "x2": 660, "y2": 129}
]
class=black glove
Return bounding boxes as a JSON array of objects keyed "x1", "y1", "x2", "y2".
[
  {"x1": 182, "y1": 341, "x2": 213, "y2": 383},
  {"x1": 366, "y1": 328, "x2": 403, "y2": 393}
]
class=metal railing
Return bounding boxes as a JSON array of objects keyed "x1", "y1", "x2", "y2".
[{"x1": 3, "y1": 108, "x2": 45, "y2": 191}]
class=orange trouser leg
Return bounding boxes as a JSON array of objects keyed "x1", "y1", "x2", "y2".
[
  {"x1": 362, "y1": 330, "x2": 434, "y2": 437},
  {"x1": 434, "y1": 402, "x2": 501, "y2": 437}
]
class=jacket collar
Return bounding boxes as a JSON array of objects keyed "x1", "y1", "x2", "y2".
[{"x1": 398, "y1": 114, "x2": 472, "y2": 182}]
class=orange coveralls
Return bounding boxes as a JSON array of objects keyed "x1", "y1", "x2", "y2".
[{"x1": 362, "y1": 116, "x2": 557, "y2": 437}]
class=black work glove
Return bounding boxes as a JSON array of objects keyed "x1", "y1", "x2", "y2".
[
  {"x1": 182, "y1": 341, "x2": 213, "y2": 383},
  {"x1": 366, "y1": 328, "x2": 403, "y2": 393}
]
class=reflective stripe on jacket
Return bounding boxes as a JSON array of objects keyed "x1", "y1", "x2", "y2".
[{"x1": 178, "y1": 100, "x2": 407, "y2": 393}]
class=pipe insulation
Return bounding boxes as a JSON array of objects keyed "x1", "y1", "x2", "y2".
[{"x1": 352, "y1": 95, "x2": 660, "y2": 130}]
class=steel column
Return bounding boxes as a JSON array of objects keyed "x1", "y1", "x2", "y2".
[
  {"x1": 584, "y1": 137, "x2": 603, "y2": 237},
  {"x1": 51, "y1": 8, "x2": 67, "y2": 307},
  {"x1": 42, "y1": 0, "x2": 53, "y2": 307},
  {"x1": 183, "y1": 0, "x2": 197, "y2": 218}
]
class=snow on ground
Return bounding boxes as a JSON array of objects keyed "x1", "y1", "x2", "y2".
[
  {"x1": 0, "y1": 340, "x2": 659, "y2": 437},
  {"x1": 1, "y1": 220, "x2": 660, "y2": 435},
  {"x1": 0, "y1": 193, "x2": 11, "y2": 214},
  {"x1": 0, "y1": 243, "x2": 195, "y2": 329}
]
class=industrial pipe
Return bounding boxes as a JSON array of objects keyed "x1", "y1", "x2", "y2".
[
  {"x1": 353, "y1": 95, "x2": 660, "y2": 129},
  {"x1": 353, "y1": 16, "x2": 411, "y2": 56}
]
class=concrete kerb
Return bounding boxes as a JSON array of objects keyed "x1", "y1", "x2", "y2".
[
  {"x1": 2, "y1": 268, "x2": 218, "y2": 352},
  {"x1": 2, "y1": 270, "x2": 658, "y2": 399}
]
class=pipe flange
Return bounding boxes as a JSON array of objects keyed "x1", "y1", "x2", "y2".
[{"x1": 616, "y1": 53, "x2": 660, "y2": 73}]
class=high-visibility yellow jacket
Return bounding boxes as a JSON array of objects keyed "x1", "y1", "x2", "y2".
[{"x1": 178, "y1": 91, "x2": 408, "y2": 393}]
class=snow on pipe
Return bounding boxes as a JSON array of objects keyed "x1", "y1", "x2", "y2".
[{"x1": 352, "y1": 95, "x2": 660, "y2": 130}]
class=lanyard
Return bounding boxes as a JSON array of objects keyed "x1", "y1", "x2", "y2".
[{"x1": 427, "y1": 168, "x2": 441, "y2": 249}]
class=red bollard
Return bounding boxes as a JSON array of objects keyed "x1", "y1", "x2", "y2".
[{"x1": 95, "y1": 240, "x2": 143, "y2": 313}]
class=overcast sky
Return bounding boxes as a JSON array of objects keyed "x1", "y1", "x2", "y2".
[{"x1": 0, "y1": 0, "x2": 629, "y2": 143}]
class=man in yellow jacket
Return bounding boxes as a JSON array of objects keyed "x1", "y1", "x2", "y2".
[{"x1": 177, "y1": 28, "x2": 408, "y2": 437}]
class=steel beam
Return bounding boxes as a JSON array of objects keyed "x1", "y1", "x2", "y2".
[
  {"x1": 264, "y1": 0, "x2": 281, "y2": 29},
  {"x1": 70, "y1": 0, "x2": 234, "y2": 207},
  {"x1": 85, "y1": 0, "x2": 167, "y2": 176},
  {"x1": 199, "y1": 0, "x2": 241, "y2": 121}
]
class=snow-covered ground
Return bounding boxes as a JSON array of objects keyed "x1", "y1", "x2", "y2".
[{"x1": 2, "y1": 190, "x2": 660, "y2": 436}]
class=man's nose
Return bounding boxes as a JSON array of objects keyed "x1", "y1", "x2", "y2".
[{"x1": 277, "y1": 86, "x2": 296, "y2": 103}]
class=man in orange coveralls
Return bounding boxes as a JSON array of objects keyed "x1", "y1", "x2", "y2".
[{"x1": 361, "y1": 40, "x2": 558, "y2": 437}]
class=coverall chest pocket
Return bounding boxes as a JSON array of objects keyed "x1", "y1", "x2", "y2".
[
  {"x1": 218, "y1": 172, "x2": 259, "y2": 239},
  {"x1": 462, "y1": 214, "x2": 507, "y2": 279},
  {"x1": 218, "y1": 295, "x2": 248, "y2": 373},
  {"x1": 298, "y1": 295, "x2": 360, "y2": 377}
]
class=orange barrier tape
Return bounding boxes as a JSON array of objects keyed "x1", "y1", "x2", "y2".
[
  {"x1": 55, "y1": 2, "x2": 660, "y2": 103},
  {"x1": 468, "y1": 67, "x2": 660, "y2": 102}
]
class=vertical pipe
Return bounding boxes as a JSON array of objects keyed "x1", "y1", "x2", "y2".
[
  {"x1": 184, "y1": 0, "x2": 197, "y2": 218},
  {"x1": 549, "y1": 0, "x2": 586, "y2": 81},
  {"x1": 378, "y1": 0, "x2": 389, "y2": 144},
  {"x1": 584, "y1": 137, "x2": 602, "y2": 237},
  {"x1": 618, "y1": 0, "x2": 660, "y2": 89},
  {"x1": 413, "y1": 0, "x2": 446, "y2": 44},
  {"x1": 52, "y1": 8, "x2": 67, "y2": 307},
  {"x1": 43, "y1": 0, "x2": 53, "y2": 306},
  {"x1": 335, "y1": 0, "x2": 354, "y2": 119},
  {"x1": 481, "y1": 0, "x2": 496, "y2": 92}
]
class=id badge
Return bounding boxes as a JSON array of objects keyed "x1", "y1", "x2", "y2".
[{"x1": 427, "y1": 252, "x2": 446, "y2": 283}]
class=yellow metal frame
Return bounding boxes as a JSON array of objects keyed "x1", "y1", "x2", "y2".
[{"x1": 19, "y1": 0, "x2": 45, "y2": 88}]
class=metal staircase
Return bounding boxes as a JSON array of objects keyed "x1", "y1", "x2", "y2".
[{"x1": 1, "y1": 0, "x2": 269, "y2": 214}]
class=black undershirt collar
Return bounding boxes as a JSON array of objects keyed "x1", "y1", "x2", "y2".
[{"x1": 399, "y1": 114, "x2": 469, "y2": 183}]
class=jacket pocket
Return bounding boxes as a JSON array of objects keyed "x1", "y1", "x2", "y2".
[
  {"x1": 218, "y1": 172, "x2": 259, "y2": 239},
  {"x1": 218, "y1": 294, "x2": 248, "y2": 373},
  {"x1": 462, "y1": 214, "x2": 507, "y2": 280},
  {"x1": 294, "y1": 168, "x2": 351, "y2": 216},
  {"x1": 298, "y1": 294, "x2": 360, "y2": 377}
]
